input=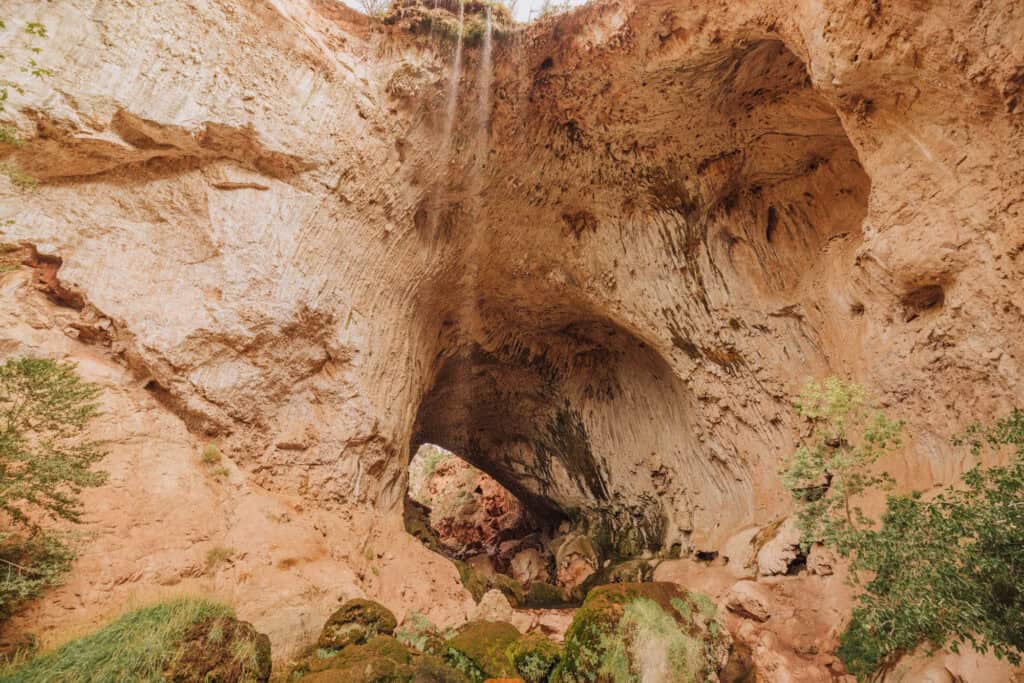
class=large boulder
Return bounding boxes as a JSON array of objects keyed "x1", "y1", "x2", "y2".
[
  {"x1": 161, "y1": 615, "x2": 272, "y2": 683},
  {"x1": 552, "y1": 533, "x2": 599, "y2": 590},
  {"x1": 300, "y1": 634, "x2": 470, "y2": 683},
  {"x1": 508, "y1": 632, "x2": 563, "y2": 683},
  {"x1": 755, "y1": 519, "x2": 803, "y2": 577},
  {"x1": 554, "y1": 582, "x2": 731, "y2": 683},
  {"x1": 446, "y1": 620, "x2": 522, "y2": 680},
  {"x1": 445, "y1": 619, "x2": 564, "y2": 683},
  {"x1": 317, "y1": 599, "x2": 398, "y2": 651}
]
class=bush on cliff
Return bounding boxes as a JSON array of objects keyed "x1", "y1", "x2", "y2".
[
  {"x1": 1, "y1": 19, "x2": 50, "y2": 189},
  {"x1": 0, "y1": 358, "x2": 108, "y2": 620},
  {"x1": 0, "y1": 597, "x2": 271, "y2": 682},
  {"x1": 783, "y1": 379, "x2": 1024, "y2": 679}
]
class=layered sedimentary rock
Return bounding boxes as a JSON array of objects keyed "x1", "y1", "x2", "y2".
[{"x1": 1, "y1": 0, "x2": 1022, "y2": 668}]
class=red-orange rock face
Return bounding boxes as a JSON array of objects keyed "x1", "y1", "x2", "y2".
[{"x1": 0, "y1": 0, "x2": 1021, "y2": 676}]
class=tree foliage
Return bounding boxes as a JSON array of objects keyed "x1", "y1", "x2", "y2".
[
  {"x1": 782, "y1": 377, "x2": 902, "y2": 556},
  {"x1": 0, "y1": 358, "x2": 107, "y2": 620},
  {"x1": 1, "y1": 18, "x2": 51, "y2": 188},
  {"x1": 783, "y1": 379, "x2": 1024, "y2": 679}
]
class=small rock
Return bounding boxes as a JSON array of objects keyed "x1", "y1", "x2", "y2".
[
  {"x1": 756, "y1": 518, "x2": 802, "y2": 576},
  {"x1": 465, "y1": 553, "x2": 496, "y2": 578},
  {"x1": 552, "y1": 533, "x2": 598, "y2": 589},
  {"x1": 725, "y1": 581, "x2": 772, "y2": 622},
  {"x1": 807, "y1": 543, "x2": 835, "y2": 576},
  {"x1": 510, "y1": 547, "x2": 548, "y2": 584}
]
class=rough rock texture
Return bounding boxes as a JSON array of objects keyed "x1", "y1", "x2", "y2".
[
  {"x1": 411, "y1": 449, "x2": 532, "y2": 558},
  {"x1": 317, "y1": 599, "x2": 398, "y2": 651},
  {"x1": 1, "y1": 0, "x2": 1023, "y2": 676},
  {"x1": 0, "y1": 269, "x2": 476, "y2": 656},
  {"x1": 655, "y1": 557, "x2": 1024, "y2": 683}
]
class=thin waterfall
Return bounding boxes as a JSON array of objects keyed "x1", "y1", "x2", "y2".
[
  {"x1": 440, "y1": 1, "x2": 465, "y2": 161},
  {"x1": 476, "y1": 4, "x2": 494, "y2": 138},
  {"x1": 427, "y1": 1, "x2": 465, "y2": 243},
  {"x1": 453, "y1": 3, "x2": 494, "y2": 435},
  {"x1": 460, "y1": 3, "x2": 494, "y2": 338}
]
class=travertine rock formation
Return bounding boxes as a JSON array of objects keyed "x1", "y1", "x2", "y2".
[{"x1": 1, "y1": 0, "x2": 1022, "y2": 675}]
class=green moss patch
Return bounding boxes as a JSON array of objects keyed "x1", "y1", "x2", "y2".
[
  {"x1": 553, "y1": 583, "x2": 729, "y2": 683},
  {"x1": 523, "y1": 581, "x2": 568, "y2": 608},
  {"x1": 509, "y1": 632, "x2": 562, "y2": 683},
  {"x1": 446, "y1": 621, "x2": 521, "y2": 681},
  {"x1": 317, "y1": 599, "x2": 397, "y2": 651},
  {"x1": 302, "y1": 635, "x2": 470, "y2": 683}
]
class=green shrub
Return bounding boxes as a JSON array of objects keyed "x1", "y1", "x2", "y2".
[
  {"x1": 0, "y1": 535, "x2": 72, "y2": 622},
  {"x1": 781, "y1": 377, "x2": 902, "y2": 556},
  {"x1": 1, "y1": 19, "x2": 51, "y2": 188},
  {"x1": 783, "y1": 380, "x2": 1024, "y2": 679},
  {"x1": 0, "y1": 598, "x2": 268, "y2": 682},
  {"x1": 201, "y1": 443, "x2": 223, "y2": 464},
  {"x1": 0, "y1": 358, "x2": 107, "y2": 619}
]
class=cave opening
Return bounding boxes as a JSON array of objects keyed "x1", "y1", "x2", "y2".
[{"x1": 404, "y1": 442, "x2": 581, "y2": 607}]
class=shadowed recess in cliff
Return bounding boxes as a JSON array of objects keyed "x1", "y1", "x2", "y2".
[{"x1": 406, "y1": 304, "x2": 727, "y2": 562}]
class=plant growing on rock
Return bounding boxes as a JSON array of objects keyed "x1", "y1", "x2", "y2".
[
  {"x1": 781, "y1": 377, "x2": 902, "y2": 556},
  {"x1": 1, "y1": 19, "x2": 51, "y2": 188},
  {"x1": 0, "y1": 598, "x2": 271, "y2": 681},
  {"x1": 784, "y1": 380, "x2": 1024, "y2": 679},
  {"x1": 0, "y1": 358, "x2": 107, "y2": 620}
]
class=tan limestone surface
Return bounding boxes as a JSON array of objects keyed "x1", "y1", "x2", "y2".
[{"x1": 0, "y1": 0, "x2": 1022, "y2": 675}]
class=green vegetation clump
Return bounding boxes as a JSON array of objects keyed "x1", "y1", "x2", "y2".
[
  {"x1": 445, "y1": 620, "x2": 520, "y2": 681},
  {"x1": 0, "y1": 358, "x2": 108, "y2": 620},
  {"x1": 781, "y1": 377, "x2": 902, "y2": 556},
  {"x1": 553, "y1": 583, "x2": 728, "y2": 683},
  {"x1": 201, "y1": 443, "x2": 223, "y2": 464},
  {"x1": 508, "y1": 632, "x2": 561, "y2": 683},
  {"x1": 296, "y1": 633, "x2": 469, "y2": 682},
  {"x1": 1, "y1": 19, "x2": 51, "y2": 189},
  {"x1": 0, "y1": 598, "x2": 270, "y2": 682},
  {"x1": 783, "y1": 379, "x2": 1024, "y2": 679}
]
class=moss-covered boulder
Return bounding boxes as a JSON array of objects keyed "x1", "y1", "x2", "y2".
[
  {"x1": 508, "y1": 632, "x2": 562, "y2": 683},
  {"x1": 166, "y1": 615, "x2": 272, "y2": 682},
  {"x1": 317, "y1": 599, "x2": 398, "y2": 651},
  {"x1": 522, "y1": 581, "x2": 568, "y2": 608},
  {"x1": 301, "y1": 634, "x2": 470, "y2": 683},
  {"x1": 552, "y1": 582, "x2": 731, "y2": 683},
  {"x1": 446, "y1": 620, "x2": 521, "y2": 681},
  {"x1": 455, "y1": 560, "x2": 527, "y2": 607},
  {"x1": 3, "y1": 598, "x2": 270, "y2": 683}
]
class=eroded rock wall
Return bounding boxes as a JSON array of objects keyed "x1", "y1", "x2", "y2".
[{"x1": 0, "y1": 0, "x2": 1022, "y2": 659}]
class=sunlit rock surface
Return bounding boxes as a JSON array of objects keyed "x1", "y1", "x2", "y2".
[{"x1": 1, "y1": 0, "x2": 1022, "y2": 674}]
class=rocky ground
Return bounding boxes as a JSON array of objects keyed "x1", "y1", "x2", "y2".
[{"x1": 0, "y1": 0, "x2": 1022, "y2": 680}]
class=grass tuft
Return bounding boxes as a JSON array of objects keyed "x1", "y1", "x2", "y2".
[
  {"x1": 0, "y1": 598, "x2": 234, "y2": 682},
  {"x1": 201, "y1": 444, "x2": 223, "y2": 465}
]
